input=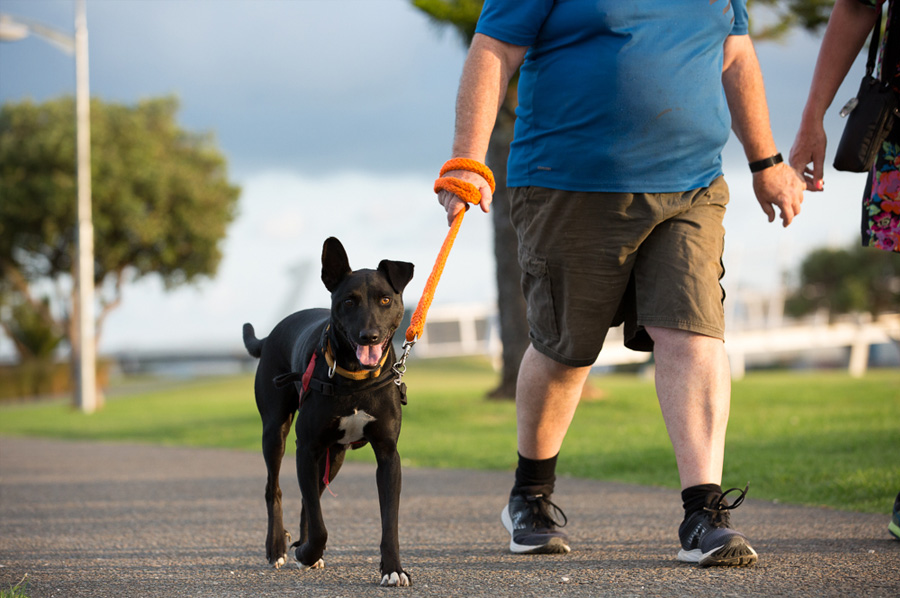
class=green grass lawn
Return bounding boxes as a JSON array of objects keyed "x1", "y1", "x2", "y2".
[{"x1": 1, "y1": 357, "x2": 897, "y2": 513}]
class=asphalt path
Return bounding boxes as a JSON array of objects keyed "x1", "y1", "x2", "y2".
[{"x1": 1, "y1": 437, "x2": 897, "y2": 597}]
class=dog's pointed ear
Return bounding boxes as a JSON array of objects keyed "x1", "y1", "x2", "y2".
[
  {"x1": 321, "y1": 237, "x2": 352, "y2": 292},
  {"x1": 378, "y1": 260, "x2": 415, "y2": 294}
]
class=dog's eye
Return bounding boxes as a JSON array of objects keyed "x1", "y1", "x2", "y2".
[
  {"x1": 343, "y1": 298, "x2": 355, "y2": 307},
  {"x1": 380, "y1": 297, "x2": 391, "y2": 306}
]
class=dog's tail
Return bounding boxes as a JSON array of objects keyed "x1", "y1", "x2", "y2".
[{"x1": 242, "y1": 323, "x2": 264, "y2": 358}]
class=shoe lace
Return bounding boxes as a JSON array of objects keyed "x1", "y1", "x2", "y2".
[
  {"x1": 703, "y1": 484, "x2": 749, "y2": 528},
  {"x1": 525, "y1": 494, "x2": 568, "y2": 529}
]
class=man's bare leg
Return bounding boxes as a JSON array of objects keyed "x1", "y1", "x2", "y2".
[
  {"x1": 516, "y1": 345, "x2": 592, "y2": 460},
  {"x1": 501, "y1": 345, "x2": 591, "y2": 554},
  {"x1": 647, "y1": 325, "x2": 757, "y2": 566},
  {"x1": 646, "y1": 326, "x2": 730, "y2": 489}
]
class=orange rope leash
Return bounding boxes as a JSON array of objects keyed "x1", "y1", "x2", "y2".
[
  {"x1": 439, "y1": 157, "x2": 496, "y2": 191},
  {"x1": 404, "y1": 158, "x2": 496, "y2": 343}
]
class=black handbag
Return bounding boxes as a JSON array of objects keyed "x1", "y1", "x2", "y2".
[{"x1": 833, "y1": 10, "x2": 900, "y2": 173}]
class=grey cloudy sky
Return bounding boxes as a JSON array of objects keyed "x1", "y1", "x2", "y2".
[
  {"x1": 0, "y1": 0, "x2": 467, "y2": 177},
  {"x1": 0, "y1": 0, "x2": 875, "y2": 353}
]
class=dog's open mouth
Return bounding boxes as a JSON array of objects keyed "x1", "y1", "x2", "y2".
[{"x1": 355, "y1": 339, "x2": 390, "y2": 369}]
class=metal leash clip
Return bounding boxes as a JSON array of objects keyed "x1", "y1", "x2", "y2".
[{"x1": 391, "y1": 337, "x2": 416, "y2": 387}]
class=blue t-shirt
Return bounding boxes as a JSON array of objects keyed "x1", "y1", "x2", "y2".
[{"x1": 475, "y1": 0, "x2": 749, "y2": 193}]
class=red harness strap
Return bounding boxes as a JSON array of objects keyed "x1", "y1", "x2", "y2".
[{"x1": 299, "y1": 352, "x2": 317, "y2": 406}]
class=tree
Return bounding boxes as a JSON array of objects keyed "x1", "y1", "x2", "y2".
[
  {"x1": 2, "y1": 296, "x2": 64, "y2": 361},
  {"x1": 0, "y1": 96, "x2": 240, "y2": 385},
  {"x1": 748, "y1": 0, "x2": 834, "y2": 40},
  {"x1": 0, "y1": 294, "x2": 66, "y2": 398},
  {"x1": 785, "y1": 245, "x2": 900, "y2": 318},
  {"x1": 412, "y1": 0, "x2": 839, "y2": 398}
]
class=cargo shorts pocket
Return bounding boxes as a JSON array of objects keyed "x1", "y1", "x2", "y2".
[{"x1": 518, "y1": 248, "x2": 560, "y2": 344}]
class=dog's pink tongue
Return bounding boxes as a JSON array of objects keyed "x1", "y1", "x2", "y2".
[{"x1": 356, "y1": 344, "x2": 383, "y2": 367}]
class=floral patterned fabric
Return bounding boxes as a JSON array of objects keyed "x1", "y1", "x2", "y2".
[
  {"x1": 867, "y1": 138, "x2": 900, "y2": 251},
  {"x1": 860, "y1": 0, "x2": 900, "y2": 252}
]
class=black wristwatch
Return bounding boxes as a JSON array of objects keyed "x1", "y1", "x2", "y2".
[{"x1": 749, "y1": 153, "x2": 783, "y2": 173}]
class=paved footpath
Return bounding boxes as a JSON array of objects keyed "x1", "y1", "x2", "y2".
[{"x1": 1, "y1": 436, "x2": 897, "y2": 598}]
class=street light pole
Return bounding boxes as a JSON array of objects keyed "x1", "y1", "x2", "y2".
[
  {"x1": 74, "y1": 0, "x2": 97, "y2": 414},
  {"x1": 0, "y1": 2, "x2": 96, "y2": 413}
]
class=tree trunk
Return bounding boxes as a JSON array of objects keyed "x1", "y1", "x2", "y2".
[{"x1": 485, "y1": 97, "x2": 530, "y2": 400}]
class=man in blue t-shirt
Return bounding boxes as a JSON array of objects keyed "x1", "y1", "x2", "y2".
[{"x1": 435, "y1": 0, "x2": 805, "y2": 566}]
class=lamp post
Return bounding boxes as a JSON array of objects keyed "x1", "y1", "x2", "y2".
[{"x1": 0, "y1": 1, "x2": 97, "y2": 413}]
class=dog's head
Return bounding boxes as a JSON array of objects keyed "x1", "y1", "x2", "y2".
[{"x1": 321, "y1": 237, "x2": 414, "y2": 371}]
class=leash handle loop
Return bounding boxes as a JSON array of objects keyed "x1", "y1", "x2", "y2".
[
  {"x1": 434, "y1": 177, "x2": 482, "y2": 204},
  {"x1": 439, "y1": 157, "x2": 496, "y2": 192}
]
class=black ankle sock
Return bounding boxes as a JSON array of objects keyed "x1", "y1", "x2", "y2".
[
  {"x1": 512, "y1": 452, "x2": 558, "y2": 497},
  {"x1": 681, "y1": 483, "x2": 722, "y2": 518}
]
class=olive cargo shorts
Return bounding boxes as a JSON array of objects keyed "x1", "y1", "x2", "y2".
[{"x1": 508, "y1": 177, "x2": 729, "y2": 368}]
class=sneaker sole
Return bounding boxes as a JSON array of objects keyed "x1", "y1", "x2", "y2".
[
  {"x1": 678, "y1": 536, "x2": 758, "y2": 567},
  {"x1": 889, "y1": 519, "x2": 900, "y2": 541},
  {"x1": 501, "y1": 505, "x2": 571, "y2": 554}
]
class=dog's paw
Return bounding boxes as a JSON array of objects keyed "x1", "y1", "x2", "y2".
[
  {"x1": 380, "y1": 571, "x2": 411, "y2": 587},
  {"x1": 294, "y1": 542, "x2": 326, "y2": 570},
  {"x1": 295, "y1": 558, "x2": 325, "y2": 571},
  {"x1": 268, "y1": 531, "x2": 292, "y2": 569}
]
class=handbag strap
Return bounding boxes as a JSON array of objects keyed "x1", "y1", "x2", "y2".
[
  {"x1": 881, "y1": 3, "x2": 900, "y2": 83},
  {"x1": 866, "y1": 10, "x2": 883, "y2": 78}
]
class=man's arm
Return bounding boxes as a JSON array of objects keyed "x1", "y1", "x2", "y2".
[
  {"x1": 722, "y1": 34, "x2": 805, "y2": 227},
  {"x1": 438, "y1": 33, "x2": 528, "y2": 226}
]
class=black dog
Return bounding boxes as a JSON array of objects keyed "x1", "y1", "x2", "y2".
[{"x1": 242, "y1": 237, "x2": 414, "y2": 586}]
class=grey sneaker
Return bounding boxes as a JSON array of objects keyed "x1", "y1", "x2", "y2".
[
  {"x1": 677, "y1": 485, "x2": 758, "y2": 567},
  {"x1": 501, "y1": 492, "x2": 570, "y2": 554}
]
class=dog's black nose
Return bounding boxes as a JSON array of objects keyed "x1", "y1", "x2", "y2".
[{"x1": 358, "y1": 329, "x2": 380, "y2": 345}]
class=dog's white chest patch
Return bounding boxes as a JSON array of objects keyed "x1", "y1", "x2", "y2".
[{"x1": 338, "y1": 409, "x2": 376, "y2": 444}]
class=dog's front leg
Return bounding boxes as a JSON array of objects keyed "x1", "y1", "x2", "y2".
[
  {"x1": 373, "y1": 440, "x2": 410, "y2": 587},
  {"x1": 294, "y1": 446, "x2": 328, "y2": 569}
]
